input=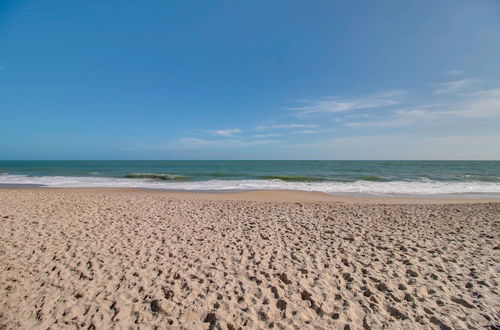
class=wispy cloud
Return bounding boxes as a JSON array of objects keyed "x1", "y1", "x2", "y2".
[
  {"x1": 252, "y1": 128, "x2": 335, "y2": 137},
  {"x1": 345, "y1": 109, "x2": 434, "y2": 128},
  {"x1": 253, "y1": 133, "x2": 283, "y2": 138},
  {"x1": 165, "y1": 137, "x2": 280, "y2": 149},
  {"x1": 437, "y1": 88, "x2": 500, "y2": 117},
  {"x1": 207, "y1": 128, "x2": 242, "y2": 137},
  {"x1": 287, "y1": 90, "x2": 405, "y2": 115},
  {"x1": 446, "y1": 69, "x2": 463, "y2": 75},
  {"x1": 344, "y1": 87, "x2": 500, "y2": 128},
  {"x1": 255, "y1": 124, "x2": 317, "y2": 130},
  {"x1": 433, "y1": 79, "x2": 480, "y2": 94},
  {"x1": 291, "y1": 130, "x2": 317, "y2": 134},
  {"x1": 145, "y1": 76, "x2": 500, "y2": 157}
]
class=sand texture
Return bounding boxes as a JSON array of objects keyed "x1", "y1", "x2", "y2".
[{"x1": 0, "y1": 189, "x2": 499, "y2": 329}]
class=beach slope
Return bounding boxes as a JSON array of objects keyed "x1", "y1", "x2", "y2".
[{"x1": 0, "y1": 189, "x2": 499, "y2": 329}]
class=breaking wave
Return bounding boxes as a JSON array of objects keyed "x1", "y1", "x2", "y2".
[
  {"x1": 124, "y1": 173, "x2": 189, "y2": 181},
  {"x1": 258, "y1": 175, "x2": 326, "y2": 182},
  {"x1": 1, "y1": 173, "x2": 500, "y2": 196}
]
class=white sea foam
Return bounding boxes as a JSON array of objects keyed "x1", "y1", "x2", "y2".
[{"x1": 1, "y1": 173, "x2": 500, "y2": 196}]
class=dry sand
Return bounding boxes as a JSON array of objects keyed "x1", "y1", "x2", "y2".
[{"x1": 0, "y1": 189, "x2": 499, "y2": 329}]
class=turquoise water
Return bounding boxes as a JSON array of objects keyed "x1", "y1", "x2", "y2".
[{"x1": 0, "y1": 160, "x2": 499, "y2": 195}]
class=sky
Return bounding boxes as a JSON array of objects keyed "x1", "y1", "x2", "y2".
[{"x1": 1, "y1": 0, "x2": 500, "y2": 160}]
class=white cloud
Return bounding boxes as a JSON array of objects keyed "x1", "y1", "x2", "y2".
[
  {"x1": 255, "y1": 124, "x2": 317, "y2": 130},
  {"x1": 287, "y1": 90, "x2": 405, "y2": 114},
  {"x1": 208, "y1": 128, "x2": 242, "y2": 137},
  {"x1": 148, "y1": 78, "x2": 499, "y2": 158},
  {"x1": 291, "y1": 130, "x2": 316, "y2": 134},
  {"x1": 446, "y1": 70, "x2": 463, "y2": 75},
  {"x1": 264, "y1": 80, "x2": 495, "y2": 131},
  {"x1": 345, "y1": 109, "x2": 436, "y2": 128},
  {"x1": 166, "y1": 137, "x2": 280, "y2": 149},
  {"x1": 253, "y1": 133, "x2": 283, "y2": 138},
  {"x1": 433, "y1": 79, "x2": 480, "y2": 94},
  {"x1": 342, "y1": 86, "x2": 500, "y2": 128},
  {"x1": 345, "y1": 118, "x2": 412, "y2": 128},
  {"x1": 433, "y1": 88, "x2": 500, "y2": 118}
]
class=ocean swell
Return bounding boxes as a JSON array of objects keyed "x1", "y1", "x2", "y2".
[
  {"x1": 124, "y1": 173, "x2": 189, "y2": 181},
  {"x1": 258, "y1": 175, "x2": 326, "y2": 182}
]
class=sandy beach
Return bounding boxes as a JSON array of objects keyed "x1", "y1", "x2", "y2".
[{"x1": 0, "y1": 189, "x2": 498, "y2": 329}]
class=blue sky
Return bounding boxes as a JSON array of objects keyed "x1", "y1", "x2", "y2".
[{"x1": 1, "y1": 0, "x2": 500, "y2": 160}]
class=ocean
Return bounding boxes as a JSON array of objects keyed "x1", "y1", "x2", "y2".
[{"x1": 0, "y1": 160, "x2": 499, "y2": 196}]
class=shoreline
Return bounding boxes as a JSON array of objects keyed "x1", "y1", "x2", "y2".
[{"x1": 1, "y1": 187, "x2": 499, "y2": 204}]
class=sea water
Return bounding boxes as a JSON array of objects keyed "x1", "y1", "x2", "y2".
[{"x1": 0, "y1": 160, "x2": 499, "y2": 196}]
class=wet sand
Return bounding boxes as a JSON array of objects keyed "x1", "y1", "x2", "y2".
[{"x1": 0, "y1": 189, "x2": 499, "y2": 329}]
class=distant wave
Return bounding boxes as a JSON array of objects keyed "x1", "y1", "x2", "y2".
[
  {"x1": 260, "y1": 174, "x2": 390, "y2": 182},
  {"x1": 208, "y1": 172, "x2": 237, "y2": 178},
  {"x1": 124, "y1": 173, "x2": 189, "y2": 181},
  {"x1": 259, "y1": 175, "x2": 326, "y2": 182},
  {"x1": 458, "y1": 174, "x2": 500, "y2": 182},
  {"x1": 359, "y1": 175, "x2": 390, "y2": 182},
  {"x1": 1, "y1": 173, "x2": 500, "y2": 196}
]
